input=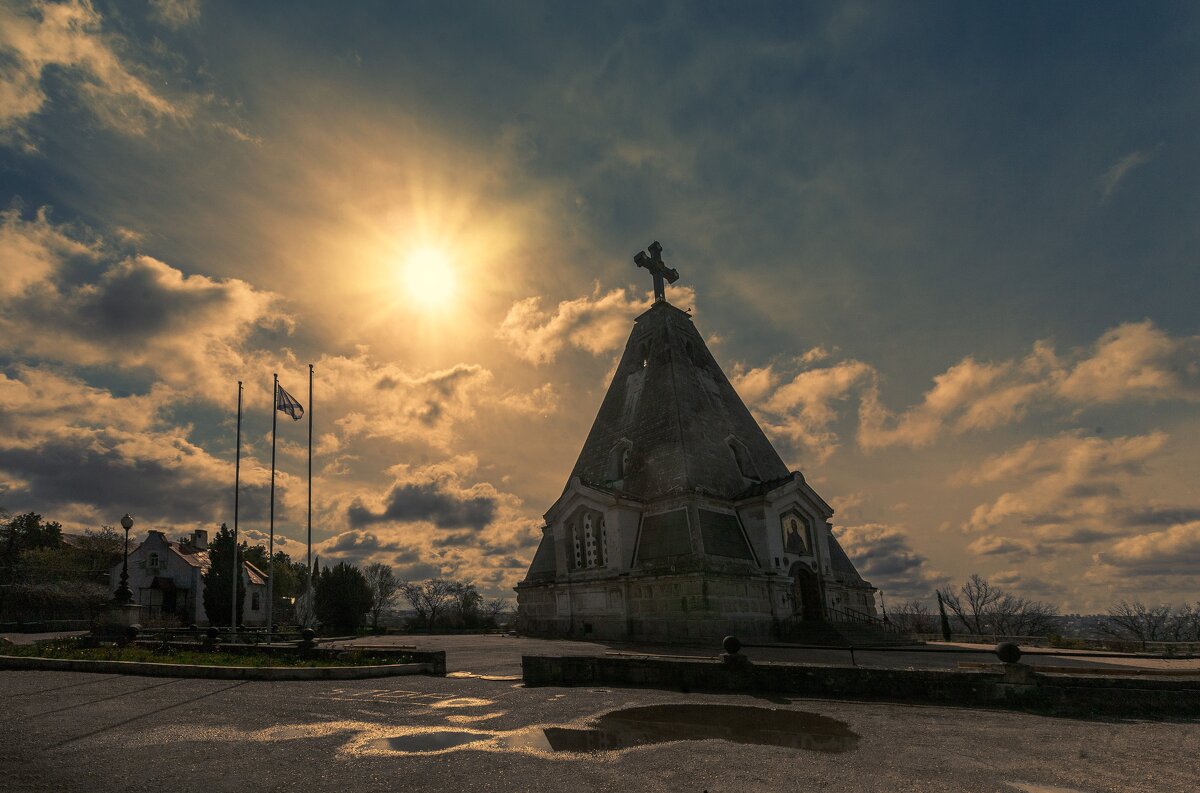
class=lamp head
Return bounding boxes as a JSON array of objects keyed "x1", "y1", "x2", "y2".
[{"x1": 120, "y1": 514, "x2": 134, "y2": 531}]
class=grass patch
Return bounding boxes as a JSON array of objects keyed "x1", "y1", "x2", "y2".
[{"x1": 3, "y1": 639, "x2": 412, "y2": 668}]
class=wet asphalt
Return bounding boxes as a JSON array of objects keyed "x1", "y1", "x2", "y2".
[{"x1": 3, "y1": 661, "x2": 1197, "y2": 793}]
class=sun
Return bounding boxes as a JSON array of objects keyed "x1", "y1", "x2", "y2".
[{"x1": 401, "y1": 246, "x2": 457, "y2": 308}]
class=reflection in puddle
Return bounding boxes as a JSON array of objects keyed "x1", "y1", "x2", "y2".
[
  {"x1": 505, "y1": 704, "x2": 859, "y2": 755},
  {"x1": 368, "y1": 704, "x2": 858, "y2": 756},
  {"x1": 370, "y1": 731, "x2": 491, "y2": 753}
]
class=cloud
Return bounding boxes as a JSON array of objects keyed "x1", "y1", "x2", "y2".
[
  {"x1": 1056, "y1": 320, "x2": 1200, "y2": 404},
  {"x1": 1095, "y1": 521, "x2": 1200, "y2": 575},
  {"x1": 0, "y1": 207, "x2": 97, "y2": 298},
  {"x1": 859, "y1": 350, "x2": 1053, "y2": 449},
  {"x1": 960, "y1": 432, "x2": 1176, "y2": 551},
  {"x1": 0, "y1": 0, "x2": 188, "y2": 144},
  {"x1": 330, "y1": 359, "x2": 494, "y2": 449},
  {"x1": 858, "y1": 322, "x2": 1200, "y2": 450},
  {"x1": 148, "y1": 0, "x2": 202, "y2": 29},
  {"x1": 0, "y1": 407, "x2": 269, "y2": 526},
  {"x1": 967, "y1": 535, "x2": 1033, "y2": 559},
  {"x1": 496, "y1": 283, "x2": 695, "y2": 365},
  {"x1": 1100, "y1": 149, "x2": 1154, "y2": 200},
  {"x1": 834, "y1": 522, "x2": 944, "y2": 598},
  {"x1": 734, "y1": 358, "x2": 875, "y2": 462},
  {"x1": 0, "y1": 209, "x2": 287, "y2": 397},
  {"x1": 348, "y1": 480, "x2": 497, "y2": 531}
]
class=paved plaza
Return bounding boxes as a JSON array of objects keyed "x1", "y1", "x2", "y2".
[{"x1": 3, "y1": 634, "x2": 1198, "y2": 792}]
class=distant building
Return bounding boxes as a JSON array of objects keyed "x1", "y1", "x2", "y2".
[
  {"x1": 110, "y1": 529, "x2": 267, "y2": 625},
  {"x1": 516, "y1": 255, "x2": 878, "y2": 643}
]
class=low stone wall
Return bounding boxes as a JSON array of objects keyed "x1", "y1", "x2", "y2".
[
  {"x1": 0, "y1": 654, "x2": 437, "y2": 681},
  {"x1": 126, "y1": 639, "x2": 447, "y2": 675},
  {"x1": 522, "y1": 654, "x2": 1200, "y2": 718}
]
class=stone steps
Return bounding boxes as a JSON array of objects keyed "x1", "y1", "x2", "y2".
[{"x1": 779, "y1": 619, "x2": 916, "y2": 647}]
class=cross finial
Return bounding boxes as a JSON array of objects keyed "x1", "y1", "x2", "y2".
[{"x1": 634, "y1": 240, "x2": 679, "y2": 303}]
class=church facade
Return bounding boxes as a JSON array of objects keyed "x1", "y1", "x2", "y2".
[{"x1": 516, "y1": 243, "x2": 878, "y2": 642}]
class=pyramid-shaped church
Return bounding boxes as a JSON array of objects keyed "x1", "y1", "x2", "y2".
[{"x1": 516, "y1": 242, "x2": 879, "y2": 642}]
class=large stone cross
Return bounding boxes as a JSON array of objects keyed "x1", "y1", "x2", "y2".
[{"x1": 634, "y1": 241, "x2": 679, "y2": 304}]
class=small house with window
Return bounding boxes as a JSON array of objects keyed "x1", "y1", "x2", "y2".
[{"x1": 109, "y1": 528, "x2": 268, "y2": 625}]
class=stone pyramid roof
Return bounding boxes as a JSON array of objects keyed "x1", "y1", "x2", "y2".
[{"x1": 568, "y1": 300, "x2": 790, "y2": 502}]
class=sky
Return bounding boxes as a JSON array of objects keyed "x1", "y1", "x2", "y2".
[{"x1": 1, "y1": 0, "x2": 1198, "y2": 611}]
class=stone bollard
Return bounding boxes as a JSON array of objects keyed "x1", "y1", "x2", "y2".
[
  {"x1": 995, "y1": 642, "x2": 1036, "y2": 688},
  {"x1": 120, "y1": 624, "x2": 141, "y2": 648},
  {"x1": 299, "y1": 627, "x2": 317, "y2": 652},
  {"x1": 203, "y1": 626, "x2": 220, "y2": 651},
  {"x1": 721, "y1": 635, "x2": 750, "y2": 668}
]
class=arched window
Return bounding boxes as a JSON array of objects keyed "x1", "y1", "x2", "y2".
[
  {"x1": 148, "y1": 552, "x2": 160, "y2": 569},
  {"x1": 607, "y1": 439, "x2": 633, "y2": 482},
  {"x1": 568, "y1": 509, "x2": 608, "y2": 570}
]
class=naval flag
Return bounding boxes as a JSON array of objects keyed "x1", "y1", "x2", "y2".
[{"x1": 275, "y1": 383, "x2": 304, "y2": 420}]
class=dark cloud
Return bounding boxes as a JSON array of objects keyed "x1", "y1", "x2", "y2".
[
  {"x1": 0, "y1": 430, "x2": 271, "y2": 525},
  {"x1": 323, "y1": 530, "x2": 404, "y2": 557},
  {"x1": 348, "y1": 481, "x2": 496, "y2": 530},
  {"x1": 836, "y1": 523, "x2": 944, "y2": 599},
  {"x1": 1038, "y1": 527, "x2": 1118, "y2": 546},
  {"x1": 1119, "y1": 506, "x2": 1200, "y2": 527}
]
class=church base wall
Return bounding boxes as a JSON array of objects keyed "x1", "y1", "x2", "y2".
[{"x1": 516, "y1": 571, "x2": 790, "y2": 644}]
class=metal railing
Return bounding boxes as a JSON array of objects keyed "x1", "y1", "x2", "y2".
[
  {"x1": 731, "y1": 637, "x2": 1200, "y2": 668},
  {"x1": 823, "y1": 605, "x2": 902, "y2": 635}
]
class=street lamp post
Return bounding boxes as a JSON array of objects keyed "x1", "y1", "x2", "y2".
[{"x1": 114, "y1": 513, "x2": 134, "y2": 605}]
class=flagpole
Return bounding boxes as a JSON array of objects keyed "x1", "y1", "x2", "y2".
[
  {"x1": 232, "y1": 381, "x2": 242, "y2": 629},
  {"x1": 268, "y1": 372, "x2": 278, "y2": 633},
  {"x1": 307, "y1": 363, "x2": 313, "y2": 579}
]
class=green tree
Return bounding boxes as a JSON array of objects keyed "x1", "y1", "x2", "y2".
[
  {"x1": 77, "y1": 527, "x2": 123, "y2": 578},
  {"x1": 314, "y1": 562, "x2": 374, "y2": 633},
  {"x1": 202, "y1": 524, "x2": 246, "y2": 627},
  {"x1": 1, "y1": 512, "x2": 65, "y2": 614},
  {"x1": 449, "y1": 580, "x2": 483, "y2": 627}
]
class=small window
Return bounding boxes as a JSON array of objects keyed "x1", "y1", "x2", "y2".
[
  {"x1": 251, "y1": 592, "x2": 261, "y2": 610},
  {"x1": 148, "y1": 553, "x2": 159, "y2": 569},
  {"x1": 639, "y1": 341, "x2": 651, "y2": 368}
]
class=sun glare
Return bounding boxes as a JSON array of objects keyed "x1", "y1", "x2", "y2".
[{"x1": 402, "y1": 246, "x2": 457, "y2": 309}]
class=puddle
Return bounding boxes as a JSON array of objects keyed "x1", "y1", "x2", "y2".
[
  {"x1": 1007, "y1": 784, "x2": 1090, "y2": 793},
  {"x1": 500, "y1": 704, "x2": 859, "y2": 755},
  {"x1": 366, "y1": 704, "x2": 858, "y2": 757},
  {"x1": 446, "y1": 712, "x2": 506, "y2": 724},
  {"x1": 370, "y1": 730, "x2": 491, "y2": 753},
  {"x1": 445, "y1": 671, "x2": 522, "y2": 682},
  {"x1": 428, "y1": 697, "x2": 494, "y2": 709}
]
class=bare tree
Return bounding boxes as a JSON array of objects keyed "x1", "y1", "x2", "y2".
[
  {"x1": 942, "y1": 574, "x2": 1003, "y2": 635},
  {"x1": 1099, "y1": 601, "x2": 1173, "y2": 649},
  {"x1": 941, "y1": 574, "x2": 1058, "y2": 637},
  {"x1": 1175, "y1": 603, "x2": 1200, "y2": 642},
  {"x1": 448, "y1": 580, "x2": 482, "y2": 627},
  {"x1": 889, "y1": 600, "x2": 935, "y2": 635},
  {"x1": 400, "y1": 579, "x2": 454, "y2": 630},
  {"x1": 363, "y1": 562, "x2": 400, "y2": 631},
  {"x1": 482, "y1": 597, "x2": 511, "y2": 628}
]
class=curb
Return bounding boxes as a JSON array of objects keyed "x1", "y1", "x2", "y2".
[{"x1": 0, "y1": 654, "x2": 434, "y2": 681}]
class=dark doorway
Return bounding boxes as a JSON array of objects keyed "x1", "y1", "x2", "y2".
[{"x1": 790, "y1": 564, "x2": 823, "y2": 621}]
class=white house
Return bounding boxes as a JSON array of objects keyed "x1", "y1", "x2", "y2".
[{"x1": 111, "y1": 528, "x2": 268, "y2": 626}]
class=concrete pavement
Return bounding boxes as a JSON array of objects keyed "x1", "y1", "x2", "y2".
[{"x1": 3, "y1": 666, "x2": 1196, "y2": 793}]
